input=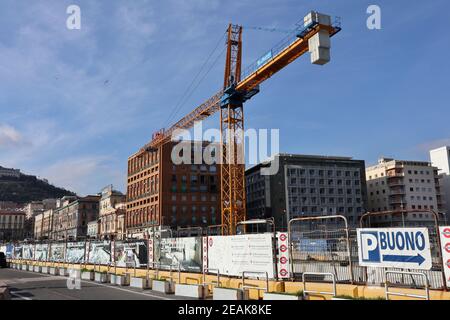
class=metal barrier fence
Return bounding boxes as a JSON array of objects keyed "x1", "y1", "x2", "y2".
[
  {"x1": 4, "y1": 211, "x2": 449, "y2": 293},
  {"x1": 289, "y1": 215, "x2": 354, "y2": 284},
  {"x1": 288, "y1": 210, "x2": 448, "y2": 291}
]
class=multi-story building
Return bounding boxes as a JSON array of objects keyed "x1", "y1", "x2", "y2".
[
  {"x1": 34, "y1": 209, "x2": 54, "y2": 240},
  {"x1": 430, "y1": 146, "x2": 450, "y2": 218},
  {"x1": 24, "y1": 199, "x2": 58, "y2": 239},
  {"x1": 52, "y1": 195, "x2": 100, "y2": 240},
  {"x1": 126, "y1": 141, "x2": 220, "y2": 238},
  {"x1": 0, "y1": 166, "x2": 21, "y2": 178},
  {"x1": 0, "y1": 210, "x2": 25, "y2": 241},
  {"x1": 99, "y1": 186, "x2": 126, "y2": 240},
  {"x1": 366, "y1": 158, "x2": 444, "y2": 226},
  {"x1": 87, "y1": 220, "x2": 99, "y2": 239},
  {"x1": 246, "y1": 154, "x2": 368, "y2": 230}
]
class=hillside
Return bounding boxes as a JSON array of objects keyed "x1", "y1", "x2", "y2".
[{"x1": 0, "y1": 174, "x2": 76, "y2": 203}]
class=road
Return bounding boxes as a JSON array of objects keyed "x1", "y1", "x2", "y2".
[{"x1": 0, "y1": 268, "x2": 189, "y2": 300}]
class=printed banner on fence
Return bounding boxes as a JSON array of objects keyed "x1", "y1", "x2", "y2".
[
  {"x1": 35, "y1": 244, "x2": 49, "y2": 261},
  {"x1": 50, "y1": 243, "x2": 65, "y2": 262},
  {"x1": 14, "y1": 244, "x2": 23, "y2": 259},
  {"x1": 66, "y1": 242, "x2": 86, "y2": 263},
  {"x1": 88, "y1": 241, "x2": 111, "y2": 265},
  {"x1": 206, "y1": 234, "x2": 275, "y2": 278},
  {"x1": 114, "y1": 241, "x2": 148, "y2": 267},
  {"x1": 5, "y1": 244, "x2": 13, "y2": 258},
  {"x1": 276, "y1": 232, "x2": 290, "y2": 279},
  {"x1": 23, "y1": 244, "x2": 34, "y2": 260},
  {"x1": 357, "y1": 228, "x2": 432, "y2": 270},
  {"x1": 156, "y1": 237, "x2": 202, "y2": 272},
  {"x1": 439, "y1": 227, "x2": 450, "y2": 287}
]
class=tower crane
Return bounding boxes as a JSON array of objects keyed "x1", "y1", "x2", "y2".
[{"x1": 138, "y1": 11, "x2": 341, "y2": 235}]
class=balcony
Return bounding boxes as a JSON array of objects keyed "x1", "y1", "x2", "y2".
[
  {"x1": 388, "y1": 196, "x2": 407, "y2": 205},
  {"x1": 387, "y1": 177, "x2": 404, "y2": 187},
  {"x1": 389, "y1": 187, "x2": 406, "y2": 196}
]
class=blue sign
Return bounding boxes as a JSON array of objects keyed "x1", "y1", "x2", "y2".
[{"x1": 357, "y1": 228, "x2": 432, "y2": 270}]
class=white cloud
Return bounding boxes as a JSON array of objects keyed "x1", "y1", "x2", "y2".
[
  {"x1": 40, "y1": 156, "x2": 124, "y2": 196},
  {"x1": 0, "y1": 124, "x2": 23, "y2": 147}
]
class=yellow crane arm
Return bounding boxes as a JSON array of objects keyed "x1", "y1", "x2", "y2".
[{"x1": 140, "y1": 16, "x2": 341, "y2": 154}]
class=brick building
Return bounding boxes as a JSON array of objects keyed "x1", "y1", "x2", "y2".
[{"x1": 126, "y1": 141, "x2": 220, "y2": 238}]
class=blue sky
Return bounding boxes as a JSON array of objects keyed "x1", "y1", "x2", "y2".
[{"x1": 0, "y1": 0, "x2": 449, "y2": 195}]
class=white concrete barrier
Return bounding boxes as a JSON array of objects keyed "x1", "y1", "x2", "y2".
[
  {"x1": 263, "y1": 293, "x2": 302, "y2": 300},
  {"x1": 81, "y1": 271, "x2": 94, "y2": 281},
  {"x1": 130, "y1": 277, "x2": 151, "y2": 289},
  {"x1": 175, "y1": 284, "x2": 206, "y2": 299},
  {"x1": 41, "y1": 266, "x2": 49, "y2": 274},
  {"x1": 33, "y1": 266, "x2": 41, "y2": 273},
  {"x1": 49, "y1": 267, "x2": 59, "y2": 276},
  {"x1": 95, "y1": 272, "x2": 110, "y2": 283},
  {"x1": 68, "y1": 269, "x2": 81, "y2": 278},
  {"x1": 115, "y1": 274, "x2": 130, "y2": 286},
  {"x1": 213, "y1": 287, "x2": 248, "y2": 300},
  {"x1": 21, "y1": 264, "x2": 27, "y2": 271},
  {"x1": 110, "y1": 274, "x2": 117, "y2": 285},
  {"x1": 59, "y1": 268, "x2": 69, "y2": 277},
  {"x1": 152, "y1": 280, "x2": 174, "y2": 294}
]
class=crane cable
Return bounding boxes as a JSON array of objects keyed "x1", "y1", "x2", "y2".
[{"x1": 162, "y1": 30, "x2": 227, "y2": 130}]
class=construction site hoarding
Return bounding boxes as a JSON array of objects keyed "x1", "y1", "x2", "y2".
[
  {"x1": 114, "y1": 241, "x2": 148, "y2": 267},
  {"x1": 23, "y1": 244, "x2": 34, "y2": 260},
  {"x1": 49, "y1": 243, "x2": 65, "y2": 262},
  {"x1": 87, "y1": 241, "x2": 112, "y2": 265},
  {"x1": 65, "y1": 242, "x2": 86, "y2": 263},
  {"x1": 205, "y1": 234, "x2": 275, "y2": 279},
  {"x1": 35, "y1": 243, "x2": 49, "y2": 261},
  {"x1": 156, "y1": 237, "x2": 202, "y2": 272}
]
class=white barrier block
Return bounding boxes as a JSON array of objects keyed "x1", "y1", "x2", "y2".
[
  {"x1": 175, "y1": 284, "x2": 206, "y2": 299},
  {"x1": 33, "y1": 266, "x2": 41, "y2": 273},
  {"x1": 81, "y1": 271, "x2": 94, "y2": 281},
  {"x1": 110, "y1": 274, "x2": 117, "y2": 285},
  {"x1": 115, "y1": 274, "x2": 130, "y2": 286},
  {"x1": 94, "y1": 272, "x2": 109, "y2": 283},
  {"x1": 152, "y1": 280, "x2": 174, "y2": 294},
  {"x1": 21, "y1": 264, "x2": 27, "y2": 271},
  {"x1": 213, "y1": 287, "x2": 249, "y2": 300},
  {"x1": 41, "y1": 266, "x2": 49, "y2": 274},
  {"x1": 130, "y1": 277, "x2": 151, "y2": 289},
  {"x1": 263, "y1": 293, "x2": 302, "y2": 300},
  {"x1": 49, "y1": 267, "x2": 59, "y2": 276}
]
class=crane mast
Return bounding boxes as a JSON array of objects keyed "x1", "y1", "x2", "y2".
[{"x1": 221, "y1": 25, "x2": 246, "y2": 236}]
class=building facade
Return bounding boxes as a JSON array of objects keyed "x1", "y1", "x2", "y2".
[
  {"x1": 430, "y1": 146, "x2": 450, "y2": 217},
  {"x1": 126, "y1": 141, "x2": 220, "y2": 238},
  {"x1": 52, "y1": 196, "x2": 100, "y2": 240},
  {"x1": 34, "y1": 209, "x2": 54, "y2": 240},
  {"x1": 24, "y1": 199, "x2": 58, "y2": 239},
  {"x1": 0, "y1": 166, "x2": 21, "y2": 178},
  {"x1": 366, "y1": 158, "x2": 444, "y2": 226},
  {"x1": 99, "y1": 186, "x2": 126, "y2": 240},
  {"x1": 0, "y1": 210, "x2": 25, "y2": 241},
  {"x1": 246, "y1": 154, "x2": 368, "y2": 230},
  {"x1": 87, "y1": 220, "x2": 99, "y2": 239}
]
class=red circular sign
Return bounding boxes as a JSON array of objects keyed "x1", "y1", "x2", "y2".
[
  {"x1": 447, "y1": 259, "x2": 450, "y2": 269},
  {"x1": 209, "y1": 238, "x2": 213, "y2": 247},
  {"x1": 280, "y1": 245, "x2": 287, "y2": 253},
  {"x1": 444, "y1": 228, "x2": 450, "y2": 239},
  {"x1": 445, "y1": 243, "x2": 450, "y2": 254},
  {"x1": 280, "y1": 256, "x2": 288, "y2": 264},
  {"x1": 280, "y1": 234, "x2": 287, "y2": 242},
  {"x1": 279, "y1": 269, "x2": 288, "y2": 277}
]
